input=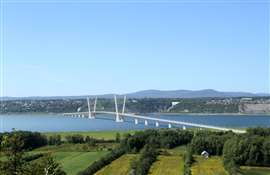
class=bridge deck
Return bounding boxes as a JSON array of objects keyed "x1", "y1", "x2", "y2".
[{"x1": 63, "y1": 111, "x2": 246, "y2": 134}]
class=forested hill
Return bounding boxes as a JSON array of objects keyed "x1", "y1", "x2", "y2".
[
  {"x1": 1, "y1": 97, "x2": 270, "y2": 114},
  {"x1": 2, "y1": 89, "x2": 269, "y2": 101}
]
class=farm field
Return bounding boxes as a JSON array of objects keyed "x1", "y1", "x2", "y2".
[
  {"x1": 148, "y1": 155, "x2": 184, "y2": 175},
  {"x1": 168, "y1": 145, "x2": 187, "y2": 156},
  {"x1": 44, "y1": 130, "x2": 136, "y2": 140},
  {"x1": 54, "y1": 151, "x2": 108, "y2": 175},
  {"x1": 240, "y1": 166, "x2": 270, "y2": 175},
  {"x1": 191, "y1": 156, "x2": 229, "y2": 175},
  {"x1": 95, "y1": 154, "x2": 137, "y2": 175},
  {"x1": 31, "y1": 143, "x2": 110, "y2": 175}
]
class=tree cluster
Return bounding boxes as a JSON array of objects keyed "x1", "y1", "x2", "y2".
[
  {"x1": 121, "y1": 129, "x2": 193, "y2": 153},
  {"x1": 0, "y1": 131, "x2": 47, "y2": 151},
  {"x1": 131, "y1": 144, "x2": 158, "y2": 175},
  {"x1": 0, "y1": 132, "x2": 66, "y2": 175},
  {"x1": 223, "y1": 133, "x2": 270, "y2": 174},
  {"x1": 183, "y1": 146, "x2": 193, "y2": 175},
  {"x1": 190, "y1": 131, "x2": 234, "y2": 155}
]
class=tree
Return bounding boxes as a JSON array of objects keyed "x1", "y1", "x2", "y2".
[
  {"x1": 26, "y1": 155, "x2": 66, "y2": 175},
  {"x1": 115, "y1": 133, "x2": 121, "y2": 143},
  {"x1": 48, "y1": 135, "x2": 61, "y2": 145},
  {"x1": 0, "y1": 133, "x2": 26, "y2": 175}
]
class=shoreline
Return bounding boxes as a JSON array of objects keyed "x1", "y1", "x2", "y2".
[
  {"x1": 1, "y1": 112, "x2": 270, "y2": 116},
  {"x1": 152, "y1": 112, "x2": 270, "y2": 116}
]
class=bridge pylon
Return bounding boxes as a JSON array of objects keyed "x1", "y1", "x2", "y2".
[
  {"x1": 87, "y1": 97, "x2": 95, "y2": 119},
  {"x1": 114, "y1": 95, "x2": 123, "y2": 122},
  {"x1": 122, "y1": 95, "x2": 126, "y2": 114},
  {"x1": 93, "y1": 97, "x2": 97, "y2": 117}
]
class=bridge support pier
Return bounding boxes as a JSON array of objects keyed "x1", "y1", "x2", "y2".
[
  {"x1": 155, "y1": 122, "x2": 159, "y2": 127},
  {"x1": 168, "y1": 123, "x2": 172, "y2": 128},
  {"x1": 135, "y1": 119, "x2": 138, "y2": 125},
  {"x1": 144, "y1": 120, "x2": 148, "y2": 126}
]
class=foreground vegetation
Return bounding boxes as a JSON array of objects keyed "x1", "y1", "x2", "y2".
[
  {"x1": 0, "y1": 128, "x2": 270, "y2": 175},
  {"x1": 55, "y1": 151, "x2": 108, "y2": 175},
  {"x1": 240, "y1": 167, "x2": 270, "y2": 175},
  {"x1": 191, "y1": 156, "x2": 228, "y2": 175},
  {"x1": 149, "y1": 155, "x2": 184, "y2": 175},
  {"x1": 95, "y1": 154, "x2": 137, "y2": 175},
  {"x1": 44, "y1": 130, "x2": 135, "y2": 141}
]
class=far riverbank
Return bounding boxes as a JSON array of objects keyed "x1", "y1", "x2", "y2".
[{"x1": 153, "y1": 112, "x2": 270, "y2": 116}]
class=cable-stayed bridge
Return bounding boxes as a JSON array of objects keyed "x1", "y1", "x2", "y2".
[{"x1": 63, "y1": 95, "x2": 246, "y2": 134}]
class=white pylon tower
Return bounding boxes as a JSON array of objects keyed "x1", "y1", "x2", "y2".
[
  {"x1": 122, "y1": 95, "x2": 126, "y2": 114},
  {"x1": 87, "y1": 97, "x2": 95, "y2": 119},
  {"x1": 94, "y1": 97, "x2": 97, "y2": 113},
  {"x1": 114, "y1": 95, "x2": 123, "y2": 122}
]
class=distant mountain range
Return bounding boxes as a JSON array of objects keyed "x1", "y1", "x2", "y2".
[
  {"x1": 2, "y1": 89, "x2": 269, "y2": 100},
  {"x1": 125, "y1": 89, "x2": 269, "y2": 98}
]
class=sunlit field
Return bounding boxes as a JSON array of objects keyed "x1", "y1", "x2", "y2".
[
  {"x1": 240, "y1": 166, "x2": 270, "y2": 175},
  {"x1": 95, "y1": 154, "x2": 137, "y2": 175},
  {"x1": 191, "y1": 156, "x2": 229, "y2": 175},
  {"x1": 148, "y1": 155, "x2": 184, "y2": 175}
]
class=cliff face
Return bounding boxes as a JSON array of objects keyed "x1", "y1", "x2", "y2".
[{"x1": 239, "y1": 103, "x2": 270, "y2": 114}]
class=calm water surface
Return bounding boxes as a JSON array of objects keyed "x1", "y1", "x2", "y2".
[{"x1": 0, "y1": 114, "x2": 269, "y2": 132}]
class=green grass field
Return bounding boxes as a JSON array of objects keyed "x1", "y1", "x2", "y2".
[
  {"x1": 191, "y1": 156, "x2": 229, "y2": 175},
  {"x1": 168, "y1": 145, "x2": 187, "y2": 156},
  {"x1": 54, "y1": 151, "x2": 108, "y2": 175},
  {"x1": 31, "y1": 143, "x2": 109, "y2": 175},
  {"x1": 148, "y1": 155, "x2": 184, "y2": 175},
  {"x1": 94, "y1": 154, "x2": 137, "y2": 175},
  {"x1": 44, "y1": 130, "x2": 136, "y2": 140},
  {"x1": 240, "y1": 166, "x2": 270, "y2": 175}
]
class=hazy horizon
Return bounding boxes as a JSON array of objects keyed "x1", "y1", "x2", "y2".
[{"x1": 2, "y1": 88, "x2": 270, "y2": 98}]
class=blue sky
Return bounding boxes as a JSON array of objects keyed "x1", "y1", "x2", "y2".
[{"x1": 1, "y1": 0, "x2": 269, "y2": 96}]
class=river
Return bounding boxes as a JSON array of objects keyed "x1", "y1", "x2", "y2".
[{"x1": 0, "y1": 114, "x2": 269, "y2": 132}]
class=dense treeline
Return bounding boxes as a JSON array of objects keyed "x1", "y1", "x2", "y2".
[
  {"x1": 223, "y1": 134, "x2": 270, "y2": 174},
  {"x1": 183, "y1": 146, "x2": 193, "y2": 175},
  {"x1": 1, "y1": 97, "x2": 249, "y2": 114},
  {"x1": 121, "y1": 129, "x2": 193, "y2": 152},
  {"x1": 0, "y1": 131, "x2": 47, "y2": 151},
  {"x1": 0, "y1": 131, "x2": 116, "y2": 152},
  {"x1": 171, "y1": 99, "x2": 238, "y2": 113},
  {"x1": 190, "y1": 131, "x2": 235, "y2": 155},
  {"x1": 131, "y1": 144, "x2": 158, "y2": 175}
]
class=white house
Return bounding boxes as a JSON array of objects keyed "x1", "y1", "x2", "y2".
[{"x1": 201, "y1": 151, "x2": 210, "y2": 159}]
